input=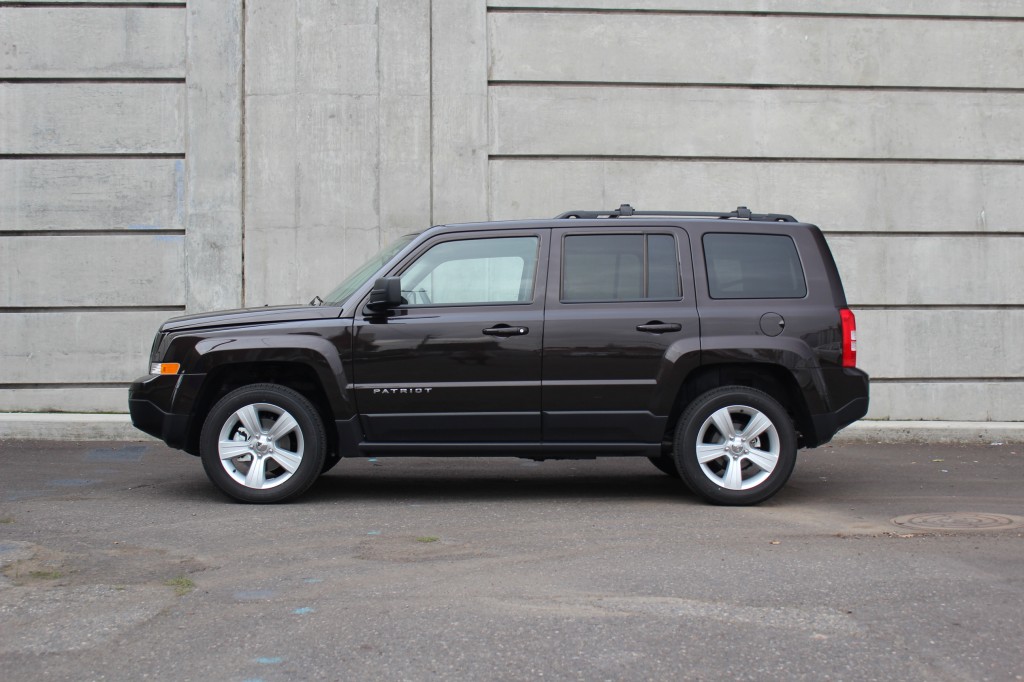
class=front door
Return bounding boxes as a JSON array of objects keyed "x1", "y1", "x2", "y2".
[
  {"x1": 542, "y1": 227, "x2": 700, "y2": 445},
  {"x1": 352, "y1": 230, "x2": 548, "y2": 443}
]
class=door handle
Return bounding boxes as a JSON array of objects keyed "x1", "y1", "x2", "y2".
[
  {"x1": 483, "y1": 325, "x2": 529, "y2": 337},
  {"x1": 636, "y1": 322, "x2": 682, "y2": 334}
]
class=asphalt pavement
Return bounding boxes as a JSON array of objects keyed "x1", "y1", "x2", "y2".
[{"x1": 1, "y1": 440, "x2": 1022, "y2": 681}]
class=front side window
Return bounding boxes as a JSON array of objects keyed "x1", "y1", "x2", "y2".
[
  {"x1": 400, "y1": 236, "x2": 539, "y2": 305},
  {"x1": 561, "y1": 233, "x2": 681, "y2": 302},
  {"x1": 703, "y1": 233, "x2": 807, "y2": 299}
]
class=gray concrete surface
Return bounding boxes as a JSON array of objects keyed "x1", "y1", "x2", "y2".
[{"x1": 1, "y1": 440, "x2": 1021, "y2": 681}]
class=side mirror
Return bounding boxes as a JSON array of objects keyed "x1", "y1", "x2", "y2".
[{"x1": 365, "y1": 276, "x2": 403, "y2": 312}]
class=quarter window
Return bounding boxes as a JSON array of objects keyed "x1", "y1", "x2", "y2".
[
  {"x1": 399, "y1": 236, "x2": 539, "y2": 305},
  {"x1": 562, "y1": 234, "x2": 681, "y2": 302},
  {"x1": 703, "y1": 233, "x2": 807, "y2": 299}
]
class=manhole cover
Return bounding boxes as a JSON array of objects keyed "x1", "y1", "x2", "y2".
[{"x1": 891, "y1": 512, "x2": 1024, "y2": 532}]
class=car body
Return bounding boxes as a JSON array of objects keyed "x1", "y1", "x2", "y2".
[{"x1": 130, "y1": 205, "x2": 869, "y2": 504}]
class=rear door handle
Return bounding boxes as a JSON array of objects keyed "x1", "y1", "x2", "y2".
[
  {"x1": 636, "y1": 322, "x2": 682, "y2": 334},
  {"x1": 483, "y1": 325, "x2": 529, "y2": 337}
]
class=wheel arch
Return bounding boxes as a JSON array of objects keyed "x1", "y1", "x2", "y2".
[
  {"x1": 666, "y1": 363, "x2": 817, "y2": 449},
  {"x1": 182, "y1": 360, "x2": 340, "y2": 457}
]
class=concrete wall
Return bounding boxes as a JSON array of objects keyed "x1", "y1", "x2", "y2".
[
  {"x1": 1, "y1": 0, "x2": 240, "y2": 413},
  {"x1": 2, "y1": 1, "x2": 186, "y2": 412},
  {"x1": 2, "y1": 0, "x2": 1023, "y2": 423},
  {"x1": 242, "y1": 0, "x2": 487, "y2": 305}
]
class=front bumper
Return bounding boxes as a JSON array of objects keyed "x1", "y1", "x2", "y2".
[{"x1": 128, "y1": 374, "x2": 191, "y2": 450}]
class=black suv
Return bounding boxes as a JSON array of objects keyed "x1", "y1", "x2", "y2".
[{"x1": 130, "y1": 205, "x2": 868, "y2": 505}]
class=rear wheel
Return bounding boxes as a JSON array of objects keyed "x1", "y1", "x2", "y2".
[
  {"x1": 673, "y1": 386, "x2": 797, "y2": 505},
  {"x1": 200, "y1": 384, "x2": 326, "y2": 503}
]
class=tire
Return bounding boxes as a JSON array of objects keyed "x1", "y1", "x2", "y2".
[
  {"x1": 199, "y1": 384, "x2": 326, "y2": 503},
  {"x1": 647, "y1": 455, "x2": 680, "y2": 478},
  {"x1": 673, "y1": 386, "x2": 797, "y2": 506}
]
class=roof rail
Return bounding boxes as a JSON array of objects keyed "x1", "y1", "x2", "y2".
[{"x1": 555, "y1": 204, "x2": 798, "y2": 222}]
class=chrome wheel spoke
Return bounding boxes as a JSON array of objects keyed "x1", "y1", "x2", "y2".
[
  {"x1": 745, "y1": 447, "x2": 778, "y2": 473},
  {"x1": 709, "y1": 407, "x2": 736, "y2": 439},
  {"x1": 740, "y1": 411, "x2": 773, "y2": 442},
  {"x1": 218, "y1": 440, "x2": 252, "y2": 461},
  {"x1": 236, "y1": 404, "x2": 263, "y2": 437},
  {"x1": 722, "y1": 457, "x2": 744, "y2": 490},
  {"x1": 244, "y1": 457, "x2": 267, "y2": 488},
  {"x1": 267, "y1": 412, "x2": 299, "y2": 442},
  {"x1": 696, "y1": 443, "x2": 728, "y2": 464},
  {"x1": 269, "y1": 448, "x2": 301, "y2": 474}
]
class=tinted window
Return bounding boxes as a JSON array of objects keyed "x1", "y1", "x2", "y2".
[
  {"x1": 562, "y1": 234, "x2": 680, "y2": 302},
  {"x1": 647, "y1": 234, "x2": 680, "y2": 299},
  {"x1": 400, "y1": 236, "x2": 539, "y2": 305},
  {"x1": 703, "y1": 233, "x2": 806, "y2": 299}
]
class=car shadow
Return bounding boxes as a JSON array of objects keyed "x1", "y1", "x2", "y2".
[{"x1": 302, "y1": 457, "x2": 694, "y2": 504}]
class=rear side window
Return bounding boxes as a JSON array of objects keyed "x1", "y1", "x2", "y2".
[
  {"x1": 703, "y1": 233, "x2": 806, "y2": 299},
  {"x1": 562, "y1": 233, "x2": 681, "y2": 302}
]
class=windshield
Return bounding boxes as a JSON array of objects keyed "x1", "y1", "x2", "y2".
[{"x1": 322, "y1": 234, "x2": 417, "y2": 306}]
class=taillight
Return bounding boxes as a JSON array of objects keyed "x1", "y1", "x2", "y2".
[{"x1": 840, "y1": 308, "x2": 857, "y2": 368}]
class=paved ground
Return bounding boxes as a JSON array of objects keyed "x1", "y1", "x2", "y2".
[{"x1": 0, "y1": 440, "x2": 1021, "y2": 682}]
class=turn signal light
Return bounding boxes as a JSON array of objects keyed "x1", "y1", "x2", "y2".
[
  {"x1": 151, "y1": 362, "x2": 181, "y2": 375},
  {"x1": 840, "y1": 308, "x2": 857, "y2": 368}
]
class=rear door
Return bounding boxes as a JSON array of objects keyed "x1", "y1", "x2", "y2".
[{"x1": 542, "y1": 226, "x2": 700, "y2": 445}]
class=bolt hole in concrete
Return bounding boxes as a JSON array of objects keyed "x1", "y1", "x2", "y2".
[{"x1": 891, "y1": 512, "x2": 1024, "y2": 532}]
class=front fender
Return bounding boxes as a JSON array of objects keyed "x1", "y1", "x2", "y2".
[{"x1": 163, "y1": 320, "x2": 356, "y2": 419}]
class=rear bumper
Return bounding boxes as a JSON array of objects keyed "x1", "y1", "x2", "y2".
[{"x1": 807, "y1": 368, "x2": 870, "y2": 447}]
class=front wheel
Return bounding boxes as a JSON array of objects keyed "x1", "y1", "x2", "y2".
[
  {"x1": 200, "y1": 384, "x2": 326, "y2": 503},
  {"x1": 673, "y1": 386, "x2": 797, "y2": 506}
]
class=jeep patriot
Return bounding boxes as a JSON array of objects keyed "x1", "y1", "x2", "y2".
[{"x1": 130, "y1": 205, "x2": 869, "y2": 504}]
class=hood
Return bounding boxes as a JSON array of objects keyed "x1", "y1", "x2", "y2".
[{"x1": 160, "y1": 305, "x2": 342, "y2": 332}]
